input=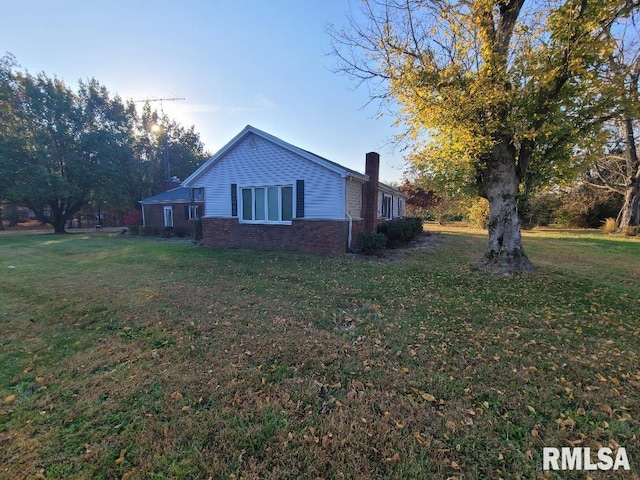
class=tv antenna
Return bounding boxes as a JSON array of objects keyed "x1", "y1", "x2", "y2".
[{"x1": 132, "y1": 97, "x2": 185, "y2": 181}]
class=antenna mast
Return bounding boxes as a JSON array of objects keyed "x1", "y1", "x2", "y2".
[{"x1": 132, "y1": 97, "x2": 186, "y2": 182}]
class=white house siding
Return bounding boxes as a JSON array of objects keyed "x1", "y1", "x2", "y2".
[
  {"x1": 346, "y1": 178, "x2": 364, "y2": 219},
  {"x1": 193, "y1": 133, "x2": 345, "y2": 220}
]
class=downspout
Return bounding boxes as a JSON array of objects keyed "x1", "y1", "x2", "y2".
[
  {"x1": 141, "y1": 203, "x2": 146, "y2": 226},
  {"x1": 345, "y1": 176, "x2": 353, "y2": 251}
]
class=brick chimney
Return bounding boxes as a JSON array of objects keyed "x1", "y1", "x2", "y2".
[
  {"x1": 163, "y1": 176, "x2": 181, "y2": 192},
  {"x1": 363, "y1": 152, "x2": 380, "y2": 233}
]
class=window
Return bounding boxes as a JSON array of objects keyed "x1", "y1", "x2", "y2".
[
  {"x1": 186, "y1": 205, "x2": 201, "y2": 220},
  {"x1": 163, "y1": 206, "x2": 174, "y2": 227},
  {"x1": 382, "y1": 195, "x2": 393, "y2": 220},
  {"x1": 240, "y1": 185, "x2": 293, "y2": 224},
  {"x1": 191, "y1": 188, "x2": 204, "y2": 202}
]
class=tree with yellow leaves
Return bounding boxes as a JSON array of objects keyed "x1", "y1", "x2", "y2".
[{"x1": 331, "y1": 0, "x2": 639, "y2": 273}]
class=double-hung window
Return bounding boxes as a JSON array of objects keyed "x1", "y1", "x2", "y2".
[{"x1": 240, "y1": 185, "x2": 293, "y2": 224}]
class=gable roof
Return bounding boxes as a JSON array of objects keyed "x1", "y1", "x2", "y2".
[
  {"x1": 139, "y1": 186, "x2": 193, "y2": 204},
  {"x1": 182, "y1": 125, "x2": 369, "y2": 186}
]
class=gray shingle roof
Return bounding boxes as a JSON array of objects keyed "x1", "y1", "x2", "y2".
[{"x1": 139, "y1": 187, "x2": 192, "y2": 204}]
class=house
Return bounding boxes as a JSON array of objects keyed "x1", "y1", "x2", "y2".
[
  {"x1": 139, "y1": 179, "x2": 204, "y2": 236},
  {"x1": 182, "y1": 125, "x2": 406, "y2": 254}
]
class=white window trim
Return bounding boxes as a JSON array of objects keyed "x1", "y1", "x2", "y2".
[
  {"x1": 382, "y1": 195, "x2": 393, "y2": 220},
  {"x1": 188, "y1": 204, "x2": 201, "y2": 220},
  {"x1": 239, "y1": 185, "x2": 294, "y2": 225},
  {"x1": 163, "y1": 206, "x2": 174, "y2": 227}
]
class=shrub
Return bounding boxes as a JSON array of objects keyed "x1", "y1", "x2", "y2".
[
  {"x1": 162, "y1": 226, "x2": 174, "y2": 238},
  {"x1": 128, "y1": 225, "x2": 139, "y2": 235},
  {"x1": 141, "y1": 226, "x2": 154, "y2": 236},
  {"x1": 377, "y1": 217, "x2": 423, "y2": 248},
  {"x1": 406, "y1": 217, "x2": 424, "y2": 236},
  {"x1": 467, "y1": 197, "x2": 490, "y2": 228},
  {"x1": 602, "y1": 218, "x2": 618, "y2": 234},
  {"x1": 173, "y1": 226, "x2": 186, "y2": 238},
  {"x1": 355, "y1": 232, "x2": 387, "y2": 256}
]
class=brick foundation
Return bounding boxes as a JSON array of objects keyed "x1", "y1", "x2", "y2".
[{"x1": 203, "y1": 218, "x2": 353, "y2": 255}]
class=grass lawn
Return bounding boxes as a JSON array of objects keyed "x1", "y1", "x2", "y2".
[{"x1": 0, "y1": 226, "x2": 638, "y2": 479}]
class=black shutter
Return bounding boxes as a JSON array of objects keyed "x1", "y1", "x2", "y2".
[
  {"x1": 296, "y1": 180, "x2": 304, "y2": 218},
  {"x1": 184, "y1": 205, "x2": 189, "y2": 220},
  {"x1": 231, "y1": 183, "x2": 237, "y2": 217}
]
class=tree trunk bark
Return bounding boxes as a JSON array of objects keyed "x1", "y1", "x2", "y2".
[
  {"x1": 619, "y1": 177, "x2": 640, "y2": 227},
  {"x1": 52, "y1": 220, "x2": 67, "y2": 234},
  {"x1": 51, "y1": 209, "x2": 67, "y2": 234},
  {"x1": 473, "y1": 141, "x2": 534, "y2": 274},
  {"x1": 619, "y1": 118, "x2": 640, "y2": 228}
]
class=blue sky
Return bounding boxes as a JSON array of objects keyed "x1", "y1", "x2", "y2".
[{"x1": 1, "y1": 0, "x2": 408, "y2": 183}]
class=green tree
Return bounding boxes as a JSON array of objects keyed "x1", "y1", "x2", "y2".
[
  {"x1": 133, "y1": 103, "x2": 208, "y2": 201},
  {"x1": 585, "y1": 10, "x2": 640, "y2": 229},
  {"x1": 0, "y1": 59, "x2": 137, "y2": 233},
  {"x1": 0, "y1": 55, "x2": 27, "y2": 229},
  {"x1": 331, "y1": 0, "x2": 638, "y2": 273}
]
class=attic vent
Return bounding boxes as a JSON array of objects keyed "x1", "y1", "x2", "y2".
[{"x1": 248, "y1": 136, "x2": 258, "y2": 150}]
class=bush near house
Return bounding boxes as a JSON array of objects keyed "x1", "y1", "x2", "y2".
[
  {"x1": 355, "y1": 231, "x2": 388, "y2": 255},
  {"x1": 377, "y1": 217, "x2": 423, "y2": 248},
  {"x1": 128, "y1": 225, "x2": 139, "y2": 235}
]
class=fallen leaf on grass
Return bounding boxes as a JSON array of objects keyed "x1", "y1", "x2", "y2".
[
  {"x1": 115, "y1": 449, "x2": 126, "y2": 465},
  {"x1": 556, "y1": 417, "x2": 576, "y2": 429},
  {"x1": 413, "y1": 431, "x2": 428, "y2": 446},
  {"x1": 352, "y1": 380, "x2": 365, "y2": 390},
  {"x1": 384, "y1": 452, "x2": 400, "y2": 463},
  {"x1": 568, "y1": 438, "x2": 584, "y2": 447},
  {"x1": 170, "y1": 391, "x2": 183, "y2": 401},
  {"x1": 121, "y1": 469, "x2": 137, "y2": 480},
  {"x1": 421, "y1": 392, "x2": 436, "y2": 402},
  {"x1": 596, "y1": 403, "x2": 613, "y2": 415},
  {"x1": 3, "y1": 394, "x2": 16, "y2": 404}
]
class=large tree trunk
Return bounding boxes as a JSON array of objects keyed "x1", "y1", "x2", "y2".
[
  {"x1": 51, "y1": 217, "x2": 67, "y2": 234},
  {"x1": 50, "y1": 205, "x2": 68, "y2": 234},
  {"x1": 473, "y1": 142, "x2": 534, "y2": 274},
  {"x1": 619, "y1": 177, "x2": 640, "y2": 227},
  {"x1": 619, "y1": 118, "x2": 640, "y2": 228}
]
